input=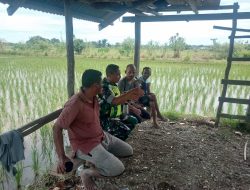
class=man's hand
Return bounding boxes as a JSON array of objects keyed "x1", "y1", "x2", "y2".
[
  {"x1": 128, "y1": 87, "x2": 144, "y2": 101},
  {"x1": 129, "y1": 105, "x2": 142, "y2": 116},
  {"x1": 130, "y1": 101, "x2": 143, "y2": 109},
  {"x1": 57, "y1": 155, "x2": 71, "y2": 174}
]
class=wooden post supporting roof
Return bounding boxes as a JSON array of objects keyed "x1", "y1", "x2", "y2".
[
  {"x1": 247, "y1": 96, "x2": 250, "y2": 122},
  {"x1": 134, "y1": 17, "x2": 141, "y2": 76},
  {"x1": 64, "y1": 0, "x2": 75, "y2": 98}
]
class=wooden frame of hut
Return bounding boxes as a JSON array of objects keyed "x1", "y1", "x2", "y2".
[{"x1": 0, "y1": 0, "x2": 249, "y2": 133}]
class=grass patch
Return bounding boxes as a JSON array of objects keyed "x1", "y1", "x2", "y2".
[{"x1": 164, "y1": 111, "x2": 182, "y2": 121}]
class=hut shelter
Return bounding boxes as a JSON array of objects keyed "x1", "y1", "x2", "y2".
[
  {"x1": 0, "y1": 0, "x2": 249, "y2": 147},
  {"x1": 0, "y1": 1, "x2": 250, "y2": 184}
]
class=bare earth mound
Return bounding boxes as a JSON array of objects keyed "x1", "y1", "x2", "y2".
[
  {"x1": 94, "y1": 120, "x2": 250, "y2": 190},
  {"x1": 37, "y1": 119, "x2": 250, "y2": 190}
]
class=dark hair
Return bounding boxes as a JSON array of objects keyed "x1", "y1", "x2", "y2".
[
  {"x1": 142, "y1": 67, "x2": 151, "y2": 72},
  {"x1": 125, "y1": 64, "x2": 136, "y2": 71},
  {"x1": 106, "y1": 64, "x2": 119, "y2": 76},
  {"x1": 81, "y1": 69, "x2": 102, "y2": 88}
]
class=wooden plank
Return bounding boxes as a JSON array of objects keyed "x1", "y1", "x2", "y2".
[
  {"x1": 221, "y1": 79, "x2": 250, "y2": 86},
  {"x1": 99, "y1": 12, "x2": 125, "y2": 31},
  {"x1": 233, "y1": 35, "x2": 250, "y2": 39},
  {"x1": 122, "y1": 12, "x2": 250, "y2": 23},
  {"x1": 231, "y1": 57, "x2": 250, "y2": 61},
  {"x1": 134, "y1": 18, "x2": 141, "y2": 76},
  {"x1": 215, "y1": 3, "x2": 239, "y2": 127},
  {"x1": 18, "y1": 108, "x2": 63, "y2": 136},
  {"x1": 213, "y1": 26, "x2": 250, "y2": 32},
  {"x1": 64, "y1": 0, "x2": 75, "y2": 98},
  {"x1": 219, "y1": 97, "x2": 250, "y2": 104},
  {"x1": 156, "y1": 5, "x2": 235, "y2": 12},
  {"x1": 247, "y1": 97, "x2": 250, "y2": 122},
  {"x1": 7, "y1": 0, "x2": 26, "y2": 15},
  {"x1": 219, "y1": 113, "x2": 249, "y2": 120},
  {"x1": 187, "y1": 0, "x2": 198, "y2": 14}
]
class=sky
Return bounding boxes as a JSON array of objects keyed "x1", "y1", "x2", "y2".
[{"x1": 0, "y1": 0, "x2": 250, "y2": 45}]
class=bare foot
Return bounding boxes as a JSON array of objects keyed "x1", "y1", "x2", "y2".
[
  {"x1": 80, "y1": 170, "x2": 98, "y2": 190},
  {"x1": 152, "y1": 123, "x2": 160, "y2": 129},
  {"x1": 158, "y1": 116, "x2": 168, "y2": 122}
]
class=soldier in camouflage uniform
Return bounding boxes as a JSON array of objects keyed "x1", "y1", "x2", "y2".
[{"x1": 99, "y1": 64, "x2": 144, "y2": 140}]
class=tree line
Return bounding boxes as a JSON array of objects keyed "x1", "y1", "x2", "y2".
[{"x1": 0, "y1": 33, "x2": 249, "y2": 60}]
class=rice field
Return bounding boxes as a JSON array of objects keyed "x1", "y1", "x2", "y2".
[{"x1": 0, "y1": 55, "x2": 249, "y2": 188}]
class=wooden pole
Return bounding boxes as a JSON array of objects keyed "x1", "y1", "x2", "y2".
[
  {"x1": 247, "y1": 96, "x2": 250, "y2": 122},
  {"x1": 64, "y1": 0, "x2": 75, "y2": 98},
  {"x1": 18, "y1": 109, "x2": 63, "y2": 137},
  {"x1": 134, "y1": 17, "x2": 141, "y2": 76},
  {"x1": 215, "y1": 3, "x2": 238, "y2": 127}
]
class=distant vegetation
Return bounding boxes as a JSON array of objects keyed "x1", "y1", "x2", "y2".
[{"x1": 1, "y1": 34, "x2": 250, "y2": 61}]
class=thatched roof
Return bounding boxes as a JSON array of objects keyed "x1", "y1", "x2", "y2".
[{"x1": 0, "y1": 0, "x2": 221, "y2": 30}]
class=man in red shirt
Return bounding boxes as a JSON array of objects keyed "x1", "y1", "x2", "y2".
[{"x1": 53, "y1": 69, "x2": 143, "y2": 190}]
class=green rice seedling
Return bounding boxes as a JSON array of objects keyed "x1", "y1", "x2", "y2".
[
  {"x1": 0, "y1": 165, "x2": 7, "y2": 190},
  {"x1": 180, "y1": 102, "x2": 186, "y2": 113},
  {"x1": 23, "y1": 94, "x2": 29, "y2": 109},
  {"x1": 0, "y1": 98, "x2": 4, "y2": 114},
  {"x1": 244, "y1": 89, "x2": 249, "y2": 99},
  {"x1": 44, "y1": 144, "x2": 53, "y2": 167},
  {"x1": 237, "y1": 104, "x2": 244, "y2": 115},
  {"x1": 15, "y1": 162, "x2": 24, "y2": 190},
  {"x1": 209, "y1": 96, "x2": 216, "y2": 116},
  {"x1": 40, "y1": 125, "x2": 54, "y2": 165},
  {"x1": 201, "y1": 94, "x2": 207, "y2": 110},
  {"x1": 192, "y1": 98, "x2": 197, "y2": 115},
  {"x1": 31, "y1": 146, "x2": 40, "y2": 178},
  {"x1": 31, "y1": 131, "x2": 40, "y2": 178},
  {"x1": 40, "y1": 127, "x2": 48, "y2": 160},
  {"x1": 227, "y1": 103, "x2": 233, "y2": 115}
]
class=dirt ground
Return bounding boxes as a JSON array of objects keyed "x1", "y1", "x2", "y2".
[{"x1": 34, "y1": 119, "x2": 250, "y2": 190}]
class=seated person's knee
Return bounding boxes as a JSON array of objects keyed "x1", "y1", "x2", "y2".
[
  {"x1": 150, "y1": 101, "x2": 156, "y2": 108},
  {"x1": 149, "y1": 93, "x2": 156, "y2": 100},
  {"x1": 104, "y1": 160, "x2": 125, "y2": 177}
]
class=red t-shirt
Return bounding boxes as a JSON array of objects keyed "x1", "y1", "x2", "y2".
[{"x1": 55, "y1": 91, "x2": 104, "y2": 154}]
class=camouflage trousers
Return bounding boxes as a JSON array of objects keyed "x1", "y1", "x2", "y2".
[{"x1": 101, "y1": 115, "x2": 138, "y2": 141}]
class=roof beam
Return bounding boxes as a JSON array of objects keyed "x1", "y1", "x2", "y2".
[
  {"x1": 132, "y1": 0, "x2": 160, "y2": 16},
  {"x1": 135, "y1": 6, "x2": 160, "y2": 16},
  {"x1": 99, "y1": 12, "x2": 125, "y2": 30},
  {"x1": 186, "y1": 0, "x2": 198, "y2": 14},
  {"x1": 213, "y1": 26, "x2": 250, "y2": 33},
  {"x1": 7, "y1": 0, "x2": 26, "y2": 15},
  {"x1": 153, "y1": 5, "x2": 235, "y2": 13},
  {"x1": 122, "y1": 12, "x2": 250, "y2": 23}
]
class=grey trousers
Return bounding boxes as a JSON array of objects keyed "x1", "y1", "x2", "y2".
[{"x1": 76, "y1": 132, "x2": 133, "y2": 176}]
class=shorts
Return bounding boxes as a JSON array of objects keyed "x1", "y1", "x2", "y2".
[{"x1": 138, "y1": 95, "x2": 150, "y2": 107}]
